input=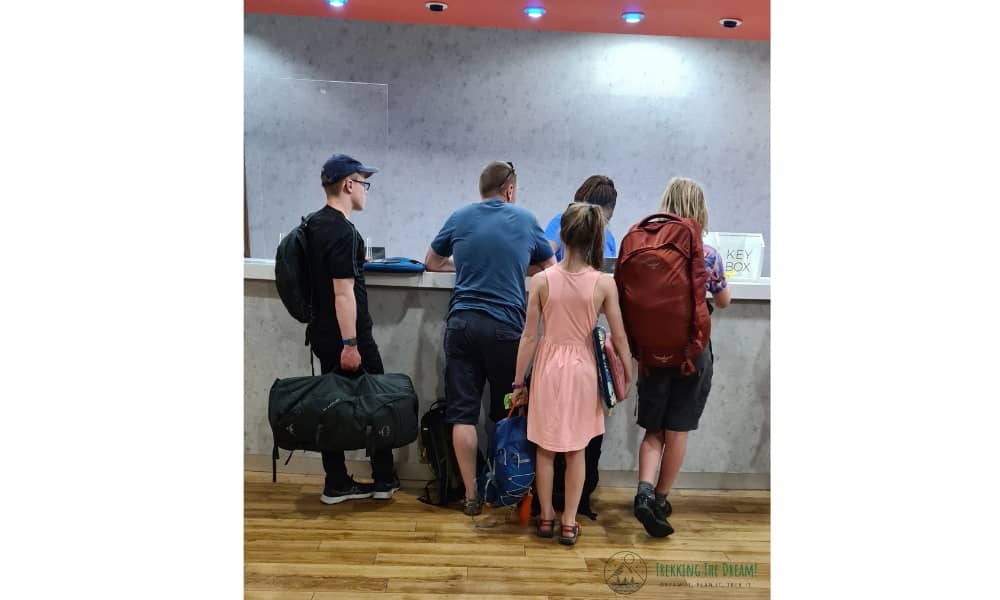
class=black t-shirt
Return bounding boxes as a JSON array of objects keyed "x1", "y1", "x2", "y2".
[{"x1": 306, "y1": 205, "x2": 373, "y2": 343}]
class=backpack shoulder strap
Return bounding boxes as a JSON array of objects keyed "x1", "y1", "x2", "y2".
[
  {"x1": 681, "y1": 220, "x2": 705, "y2": 376},
  {"x1": 302, "y1": 210, "x2": 323, "y2": 340}
]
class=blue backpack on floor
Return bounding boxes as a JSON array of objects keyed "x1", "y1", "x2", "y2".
[{"x1": 479, "y1": 406, "x2": 535, "y2": 507}]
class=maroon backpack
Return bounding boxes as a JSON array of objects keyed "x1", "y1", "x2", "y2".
[{"x1": 614, "y1": 213, "x2": 711, "y2": 376}]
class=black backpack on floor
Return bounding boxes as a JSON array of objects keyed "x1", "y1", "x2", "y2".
[
  {"x1": 531, "y1": 434, "x2": 603, "y2": 520},
  {"x1": 418, "y1": 398, "x2": 486, "y2": 506}
]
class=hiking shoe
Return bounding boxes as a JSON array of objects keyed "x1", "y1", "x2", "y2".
[
  {"x1": 320, "y1": 477, "x2": 375, "y2": 505},
  {"x1": 634, "y1": 493, "x2": 674, "y2": 537},
  {"x1": 462, "y1": 496, "x2": 483, "y2": 516},
  {"x1": 655, "y1": 497, "x2": 673, "y2": 519},
  {"x1": 373, "y1": 477, "x2": 401, "y2": 500}
]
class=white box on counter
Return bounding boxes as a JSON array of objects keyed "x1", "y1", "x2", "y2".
[{"x1": 703, "y1": 232, "x2": 766, "y2": 281}]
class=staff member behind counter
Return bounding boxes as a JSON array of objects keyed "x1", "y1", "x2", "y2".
[
  {"x1": 543, "y1": 175, "x2": 619, "y2": 263},
  {"x1": 424, "y1": 160, "x2": 556, "y2": 515}
]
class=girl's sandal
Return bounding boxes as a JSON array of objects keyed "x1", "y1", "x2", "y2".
[
  {"x1": 536, "y1": 518, "x2": 557, "y2": 538},
  {"x1": 558, "y1": 523, "x2": 581, "y2": 546}
]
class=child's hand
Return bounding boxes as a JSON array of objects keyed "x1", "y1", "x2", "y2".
[{"x1": 510, "y1": 387, "x2": 528, "y2": 407}]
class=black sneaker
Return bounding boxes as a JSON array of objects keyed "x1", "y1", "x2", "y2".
[
  {"x1": 634, "y1": 493, "x2": 674, "y2": 537},
  {"x1": 373, "y1": 477, "x2": 401, "y2": 500},
  {"x1": 655, "y1": 497, "x2": 673, "y2": 519},
  {"x1": 320, "y1": 477, "x2": 375, "y2": 505}
]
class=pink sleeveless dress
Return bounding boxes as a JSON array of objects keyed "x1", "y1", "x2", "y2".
[{"x1": 526, "y1": 266, "x2": 605, "y2": 452}]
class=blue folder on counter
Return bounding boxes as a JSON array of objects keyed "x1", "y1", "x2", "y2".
[{"x1": 363, "y1": 257, "x2": 426, "y2": 274}]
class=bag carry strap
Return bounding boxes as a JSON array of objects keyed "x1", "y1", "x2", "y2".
[
  {"x1": 507, "y1": 405, "x2": 526, "y2": 419},
  {"x1": 271, "y1": 444, "x2": 279, "y2": 483},
  {"x1": 308, "y1": 349, "x2": 371, "y2": 378},
  {"x1": 637, "y1": 212, "x2": 680, "y2": 230},
  {"x1": 681, "y1": 222, "x2": 702, "y2": 377}
]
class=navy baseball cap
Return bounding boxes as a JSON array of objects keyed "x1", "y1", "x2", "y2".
[{"x1": 321, "y1": 153, "x2": 379, "y2": 184}]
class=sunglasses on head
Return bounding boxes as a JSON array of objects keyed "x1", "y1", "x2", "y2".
[{"x1": 501, "y1": 161, "x2": 515, "y2": 187}]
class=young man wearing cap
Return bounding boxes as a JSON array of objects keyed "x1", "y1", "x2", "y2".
[
  {"x1": 307, "y1": 153, "x2": 399, "y2": 504},
  {"x1": 424, "y1": 161, "x2": 556, "y2": 515}
]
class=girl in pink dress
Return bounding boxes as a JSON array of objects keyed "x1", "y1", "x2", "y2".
[{"x1": 510, "y1": 203, "x2": 632, "y2": 545}]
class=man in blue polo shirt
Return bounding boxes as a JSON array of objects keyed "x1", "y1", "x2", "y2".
[
  {"x1": 544, "y1": 175, "x2": 619, "y2": 260},
  {"x1": 424, "y1": 160, "x2": 556, "y2": 516}
]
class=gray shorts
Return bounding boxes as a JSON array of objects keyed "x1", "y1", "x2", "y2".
[{"x1": 636, "y1": 343, "x2": 714, "y2": 432}]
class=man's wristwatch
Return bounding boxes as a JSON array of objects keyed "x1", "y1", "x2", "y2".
[
  {"x1": 512, "y1": 383, "x2": 525, "y2": 390},
  {"x1": 342, "y1": 337, "x2": 358, "y2": 347}
]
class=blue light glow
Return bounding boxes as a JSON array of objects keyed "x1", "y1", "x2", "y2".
[
  {"x1": 524, "y1": 7, "x2": 545, "y2": 19},
  {"x1": 329, "y1": 0, "x2": 346, "y2": 8},
  {"x1": 622, "y1": 11, "x2": 645, "y2": 24}
]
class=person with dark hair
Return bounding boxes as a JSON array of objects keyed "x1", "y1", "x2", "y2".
[
  {"x1": 544, "y1": 175, "x2": 618, "y2": 260},
  {"x1": 510, "y1": 203, "x2": 633, "y2": 545},
  {"x1": 424, "y1": 160, "x2": 556, "y2": 516},
  {"x1": 534, "y1": 175, "x2": 618, "y2": 523},
  {"x1": 306, "y1": 153, "x2": 399, "y2": 505}
]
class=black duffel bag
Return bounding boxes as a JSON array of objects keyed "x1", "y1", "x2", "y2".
[{"x1": 268, "y1": 371, "x2": 418, "y2": 481}]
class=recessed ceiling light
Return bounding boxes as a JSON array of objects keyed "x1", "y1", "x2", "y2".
[
  {"x1": 524, "y1": 6, "x2": 546, "y2": 19},
  {"x1": 328, "y1": 0, "x2": 346, "y2": 7},
  {"x1": 719, "y1": 18, "x2": 743, "y2": 29},
  {"x1": 621, "y1": 11, "x2": 645, "y2": 24},
  {"x1": 425, "y1": 2, "x2": 448, "y2": 11}
]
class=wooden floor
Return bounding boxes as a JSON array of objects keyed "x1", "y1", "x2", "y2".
[{"x1": 245, "y1": 471, "x2": 770, "y2": 599}]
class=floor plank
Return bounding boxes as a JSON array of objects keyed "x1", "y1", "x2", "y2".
[
  {"x1": 244, "y1": 592, "x2": 315, "y2": 600},
  {"x1": 314, "y1": 594, "x2": 547, "y2": 600},
  {"x1": 246, "y1": 517, "x2": 417, "y2": 532},
  {"x1": 374, "y1": 552, "x2": 588, "y2": 570},
  {"x1": 245, "y1": 575, "x2": 386, "y2": 593},
  {"x1": 246, "y1": 562, "x2": 467, "y2": 581},
  {"x1": 316, "y1": 540, "x2": 528, "y2": 556},
  {"x1": 245, "y1": 550, "x2": 378, "y2": 565}
]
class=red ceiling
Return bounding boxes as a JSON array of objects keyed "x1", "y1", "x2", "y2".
[{"x1": 245, "y1": 0, "x2": 770, "y2": 41}]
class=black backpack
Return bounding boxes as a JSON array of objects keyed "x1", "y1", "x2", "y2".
[
  {"x1": 274, "y1": 212, "x2": 318, "y2": 324},
  {"x1": 418, "y1": 399, "x2": 486, "y2": 506}
]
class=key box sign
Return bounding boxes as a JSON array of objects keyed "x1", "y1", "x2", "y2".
[{"x1": 704, "y1": 232, "x2": 765, "y2": 281}]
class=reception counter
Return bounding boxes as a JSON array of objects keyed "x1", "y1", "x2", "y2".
[
  {"x1": 244, "y1": 259, "x2": 770, "y2": 489},
  {"x1": 244, "y1": 258, "x2": 771, "y2": 299}
]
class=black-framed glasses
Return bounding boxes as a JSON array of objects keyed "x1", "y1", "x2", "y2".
[{"x1": 348, "y1": 178, "x2": 371, "y2": 191}]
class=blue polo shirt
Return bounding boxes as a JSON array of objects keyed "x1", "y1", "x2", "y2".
[
  {"x1": 431, "y1": 198, "x2": 554, "y2": 331},
  {"x1": 544, "y1": 212, "x2": 617, "y2": 260}
]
